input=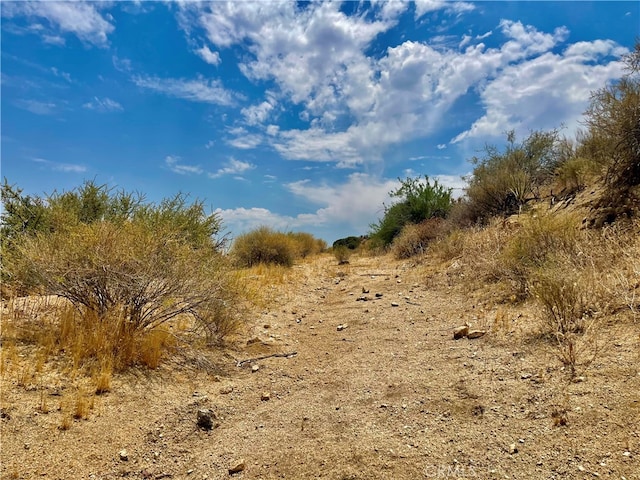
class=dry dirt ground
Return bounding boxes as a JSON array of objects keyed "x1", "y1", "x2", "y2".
[{"x1": 1, "y1": 253, "x2": 639, "y2": 480}]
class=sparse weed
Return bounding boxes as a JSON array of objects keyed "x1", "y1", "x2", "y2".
[{"x1": 531, "y1": 267, "x2": 599, "y2": 377}]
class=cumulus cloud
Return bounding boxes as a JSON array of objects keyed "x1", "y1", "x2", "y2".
[
  {"x1": 133, "y1": 75, "x2": 238, "y2": 106},
  {"x1": 2, "y1": 1, "x2": 114, "y2": 47},
  {"x1": 452, "y1": 40, "x2": 627, "y2": 143},
  {"x1": 195, "y1": 45, "x2": 221, "y2": 66}
]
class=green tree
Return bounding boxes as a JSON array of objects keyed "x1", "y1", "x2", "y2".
[{"x1": 370, "y1": 176, "x2": 452, "y2": 247}]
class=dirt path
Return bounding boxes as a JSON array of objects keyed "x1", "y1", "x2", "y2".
[{"x1": 2, "y1": 254, "x2": 639, "y2": 479}]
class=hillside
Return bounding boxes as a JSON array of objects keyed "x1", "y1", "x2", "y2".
[{"x1": 2, "y1": 223, "x2": 639, "y2": 479}]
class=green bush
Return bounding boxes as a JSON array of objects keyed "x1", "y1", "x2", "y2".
[
  {"x1": 370, "y1": 176, "x2": 452, "y2": 247},
  {"x1": 332, "y1": 236, "x2": 364, "y2": 250}
]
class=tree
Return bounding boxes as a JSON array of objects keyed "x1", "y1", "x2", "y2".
[{"x1": 370, "y1": 176, "x2": 452, "y2": 246}]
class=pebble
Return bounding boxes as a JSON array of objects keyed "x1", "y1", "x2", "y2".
[
  {"x1": 197, "y1": 409, "x2": 215, "y2": 431},
  {"x1": 251, "y1": 365, "x2": 260, "y2": 373},
  {"x1": 391, "y1": 302, "x2": 399, "y2": 307},
  {"x1": 509, "y1": 443, "x2": 518, "y2": 454},
  {"x1": 337, "y1": 324, "x2": 348, "y2": 331},
  {"x1": 219, "y1": 385, "x2": 234, "y2": 395},
  {"x1": 453, "y1": 325, "x2": 469, "y2": 340},
  {"x1": 119, "y1": 449, "x2": 129, "y2": 461},
  {"x1": 261, "y1": 392, "x2": 271, "y2": 401},
  {"x1": 229, "y1": 461, "x2": 245, "y2": 475}
]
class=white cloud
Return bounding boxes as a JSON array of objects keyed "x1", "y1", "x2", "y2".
[
  {"x1": 217, "y1": 173, "x2": 400, "y2": 238},
  {"x1": 176, "y1": 5, "x2": 626, "y2": 168},
  {"x1": 209, "y1": 158, "x2": 256, "y2": 179},
  {"x1": 133, "y1": 75, "x2": 237, "y2": 106},
  {"x1": 15, "y1": 99, "x2": 57, "y2": 115},
  {"x1": 2, "y1": 1, "x2": 114, "y2": 47},
  {"x1": 51, "y1": 67, "x2": 72, "y2": 82},
  {"x1": 414, "y1": 0, "x2": 474, "y2": 18},
  {"x1": 83, "y1": 97, "x2": 123, "y2": 113},
  {"x1": 195, "y1": 45, "x2": 221, "y2": 66},
  {"x1": 452, "y1": 41, "x2": 628, "y2": 143},
  {"x1": 33, "y1": 158, "x2": 86, "y2": 173},
  {"x1": 241, "y1": 98, "x2": 276, "y2": 126},
  {"x1": 165, "y1": 155, "x2": 203, "y2": 175}
]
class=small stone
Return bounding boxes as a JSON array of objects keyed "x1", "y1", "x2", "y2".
[
  {"x1": 228, "y1": 461, "x2": 245, "y2": 475},
  {"x1": 391, "y1": 302, "x2": 399, "y2": 307},
  {"x1": 362, "y1": 287, "x2": 370, "y2": 294},
  {"x1": 573, "y1": 376, "x2": 586, "y2": 383},
  {"x1": 337, "y1": 324, "x2": 348, "y2": 331},
  {"x1": 453, "y1": 325, "x2": 469, "y2": 340},
  {"x1": 251, "y1": 364, "x2": 259, "y2": 373},
  {"x1": 219, "y1": 385, "x2": 234, "y2": 395},
  {"x1": 375, "y1": 293, "x2": 383, "y2": 298},
  {"x1": 119, "y1": 449, "x2": 129, "y2": 461},
  {"x1": 518, "y1": 438, "x2": 525, "y2": 444},
  {"x1": 261, "y1": 392, "x2": 271, "y2": 401},
  {"x1": 467, "y1": 330, "x2": 487, "y2": 339},
  {"x1": 578, "y1": 465, "x2": 586, "y2": 472},
  {"x1": 521, "y1": 373, "x2": 532, "y2": 379},
  {"x1": 623, "y1": 451, "x2": 631, "y2": 457},
  {"x1": 187, "y1": 469, "x2": 194, "y2": 475},
  {"x1": 197, "y1": 409, "x2": 215, "y2": 430},
  {"x1": 509, "y1": 443, "x2": 518, "y2": 454}
]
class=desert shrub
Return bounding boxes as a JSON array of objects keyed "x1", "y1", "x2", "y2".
[
  {"x1": 333, "y1": 245, "x2": 352, "y2": 264},
  {"x1": 370, "y1": 176, "x2": 452, "y2": 247},
  {"x1": 287, "y1": 231, "x2": 326, "y2": 258},
  {"x1": 5, "y1": 220, "x2": 241, "y2": 344},
  {"x1": 232, "y1": 227, "x2": 296, "y2": 267},
  {"x1": 465, "y1": 130, "x2": 562, "y2": 222},
  {"x1": 554, "y1": 155, "x2": 599, "y2": 197},
  {"x1": 499, "y1": 212, "x2": 580, "y2": 297},
  {"x1": 583, "y1": 42, "x2": 640, "y2": 199},
  {"x1": 391, "y1": 218, "x2": 447, "y2": 259},
  {"x1": 530, "y1": 267, "x2": 598, "y2": 377}
]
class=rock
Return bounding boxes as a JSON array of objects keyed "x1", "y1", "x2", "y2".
[
  {"x1": 391, "y1": 302, "x2": 399, "y2": 307},
  {"x1": 119, "y1": 449, "x2": 129, "y2": 461},
  {"x1": 337, "y1": 324, "x2": 348, "y2": 331},
  {"x1": 453, "y1": 325, "x2": 469, "y2": 340},
  {"x1": 229, "y1": 461, "x2": 245, "y2": 475},
  {"x1": 467, "y1": 330, "x2": 487, "y2": 339},
  {"x1": 356, "y1": 296, "x2": 370, "y2": 301},
  {"x1": 197, "y1": 409, "x2": 215, "y2": 430},
  {"x1": 219, "y1": 385, "x2": 234, "y2": 395},
  {"x1": 509, "y1": 443, "x2": 518, "y2": 454},
  {"x1": 375, "y1": 293, "x2": 383, "y2": 298},
  {"x1": 251, "y1": 364, "x2": 260, "y2": 373},
  {"x1": 261, "y1": 392, "x2": 271, "y2": 401},
  {"x1": 362, "y1": 287, "x2": 370, "y2": 294}
]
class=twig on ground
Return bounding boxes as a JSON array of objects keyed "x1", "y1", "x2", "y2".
[{"x1": 236, "y1": 351, "x2": 298, "y2": 367}]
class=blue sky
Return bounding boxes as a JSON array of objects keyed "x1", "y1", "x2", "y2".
[{"x1": 1, "y1": 1, "x2": 638, "y2": 243}]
